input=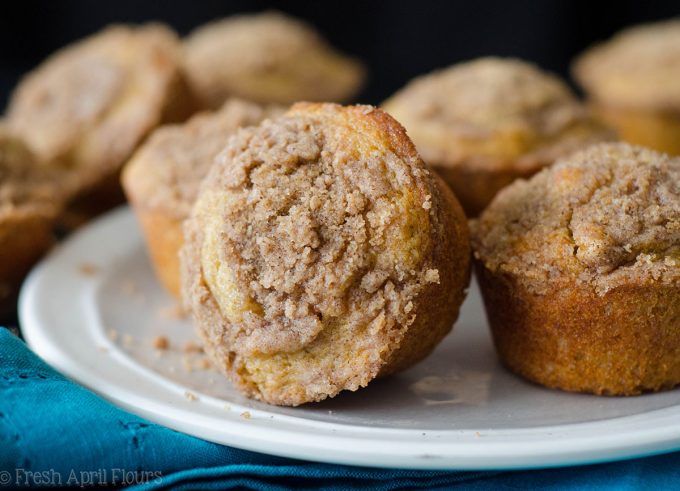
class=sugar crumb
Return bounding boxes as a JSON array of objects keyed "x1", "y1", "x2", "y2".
[
  {"x1": 152, "y1": 335, "x2": 170, "y2": 350},
  {"x1": 183, "y1": 341, "x2": 203, "y2": 353},
  {"x1": 158, "y1": 304, "x2": 186, "y2": 320},
  {"x1": 78, "y1": 263, "x2": 99, "y2": 276},
  {"x1": 424, "y1": 269, "x2": 440, "y2": 284},
  {"x1": 195, "y1": 357, "x2": 211, "y2": 370}
]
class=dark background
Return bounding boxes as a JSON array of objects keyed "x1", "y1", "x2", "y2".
[{"x1": 1, "y1": 0, "x2": 679, "y2": 111}]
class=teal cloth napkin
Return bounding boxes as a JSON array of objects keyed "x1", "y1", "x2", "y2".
[{"x1": 1, "y1": 327, "x2": 680, "y2": 490}]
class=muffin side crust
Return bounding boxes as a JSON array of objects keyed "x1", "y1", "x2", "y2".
[{"x1": 0, "y1": 129, "x2": 63, "y2": 315}]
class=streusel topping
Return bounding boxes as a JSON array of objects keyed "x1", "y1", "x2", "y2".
[
  {"x1": 8, "y1": 24, "x2": 180, "y2": 168},
  {"x1": 473, "y1": 143, "x2": 680, "y2": 293},
  {"x1": 186, "y1": 103, "x2": 442, "y2": 355},
  {"x1": 124, "y1": 99, "x2": 283, "y2": 217},
  {"x1": 383, "y1": 57, "x2": 609, "y2": 170}
]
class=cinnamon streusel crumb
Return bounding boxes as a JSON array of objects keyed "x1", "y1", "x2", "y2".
[{"x1": 473, "y1": 143, "x2": 680, "y2": 294}]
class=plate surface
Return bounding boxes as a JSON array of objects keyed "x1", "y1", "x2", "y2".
[{"x1": 20, "y1": 207, "x2": 680, "y2": 470}]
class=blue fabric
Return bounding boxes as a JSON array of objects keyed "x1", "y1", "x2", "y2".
[{"x1": 1, "y1": 327, "x2": 679, "y2": 490}]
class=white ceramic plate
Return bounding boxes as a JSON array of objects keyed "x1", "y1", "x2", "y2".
[{"x1": 19, "y1": 207, "x2": 680, "y2": 470}]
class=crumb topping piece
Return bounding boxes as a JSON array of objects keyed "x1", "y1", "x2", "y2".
[{"x1": 473, "y1": 143, "x2": 680, "y2": 293}]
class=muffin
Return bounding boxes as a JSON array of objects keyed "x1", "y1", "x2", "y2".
[
  {"x1": 6, "y1": 23, "x2": 192, "y2": 228},
  {"x1": 181, "y1": 103, "x2": 470, "y2": 406},
  {"x1": 573, "y1": 20, "x2": 680, "y2": 155},
  {"x1": 183, "y1": 11, "x2": 365, "y2": 109},
  {"x1": 122, "y1": 99, "x2": 284, "y2": 298},
  {"x1": 472, "y1": 143, "x2": 680, "y2": 396},
  {"x1": 0, "y1": 128, "x2": 63, "y2": 316},
  {"x1": 383, "y1": 57, "x2": 613, "y2": 216}
]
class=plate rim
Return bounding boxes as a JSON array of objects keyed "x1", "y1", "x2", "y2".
[{"x1": 18, "y1": 207, "x2": 680, "y2": 470}]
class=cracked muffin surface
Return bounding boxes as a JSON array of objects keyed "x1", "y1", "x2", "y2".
[
  {"x1": 383, "y1": 57, "x2": 612, "y2": 216},
  {"x1": 472, "y1": 142, "x2": 680, "y2": 396},
  {"x1": 182, "y1": 103, "x2": 470, "y2": 406},
  {"x1": 122, "y1": 98, "x2": 283, "y2": 297},
  {"x1": 473, "y1": 143, "x2": 680, "y2": 295},
  {"x1": 183, "y1": 11, "x2": 365, "y2": 108}
]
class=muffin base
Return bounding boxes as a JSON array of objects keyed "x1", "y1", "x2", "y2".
[
  {"x1": 130, "y1": 205, "x2": 183, "y2": 298},
  {"x1": 432, "y1": 163, "x2": 531, "y2": 218},
  {"x1": 593, "y1": 105, "x2": 680, "y2": 156},
  {"x1": 476, "y1": 263, "x2": 680, "y2": 396},
  {"x1": 0, "y1": 212, "x2": 54, "y2": 317}
]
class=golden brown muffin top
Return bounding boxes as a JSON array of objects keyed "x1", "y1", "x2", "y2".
[
  {"x1": 183, "y1": 11, "x2": 365, "y2": 107},
  {"x1": 573, "y1": 19, "x2": 680, "y2": 111},
  {"x1": 7, "y1": 24, "x2": 182, "y2": 181},
  {"x1": 0, "y1": 127, "x2": 61, "y2": 220},
  {"x1": 383, "y1": 57, "x2": 612, "y2": 171},
  {"x1": 123, "y1": 99, "x2": 283, "y2": 217},
  {"x1": 184, "y1": 103, "x2": 447, "y2": 357},
  {"x1": 472, "y1": 143, "x2": 680, "y2": 294}
]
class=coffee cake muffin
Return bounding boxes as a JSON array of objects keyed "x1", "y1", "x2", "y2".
[
  {"x1": 0, "y1": 128, "x2": 63, "y2": 316},
  {"x1": 573, "y1": 20, "x2": 680, "y2": 155},
  {"x1": 472, "y1": 143, "x2": 680, "y2": 395},
  {"x1": 183, "y1": 11, "x2": 365, "y2": 109},
  {"x1": 181, "y1": 103, "x2": 470, "y2": 406},
  {"x1": 123, "y1": 99, "x2": 283, "y2": 298},
  {"x1": 383, "y1": 57, "x2": 613, "y2": 216},
  {"x1": 6, "y1": 23, "x2": 192, "y2": 227}
]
